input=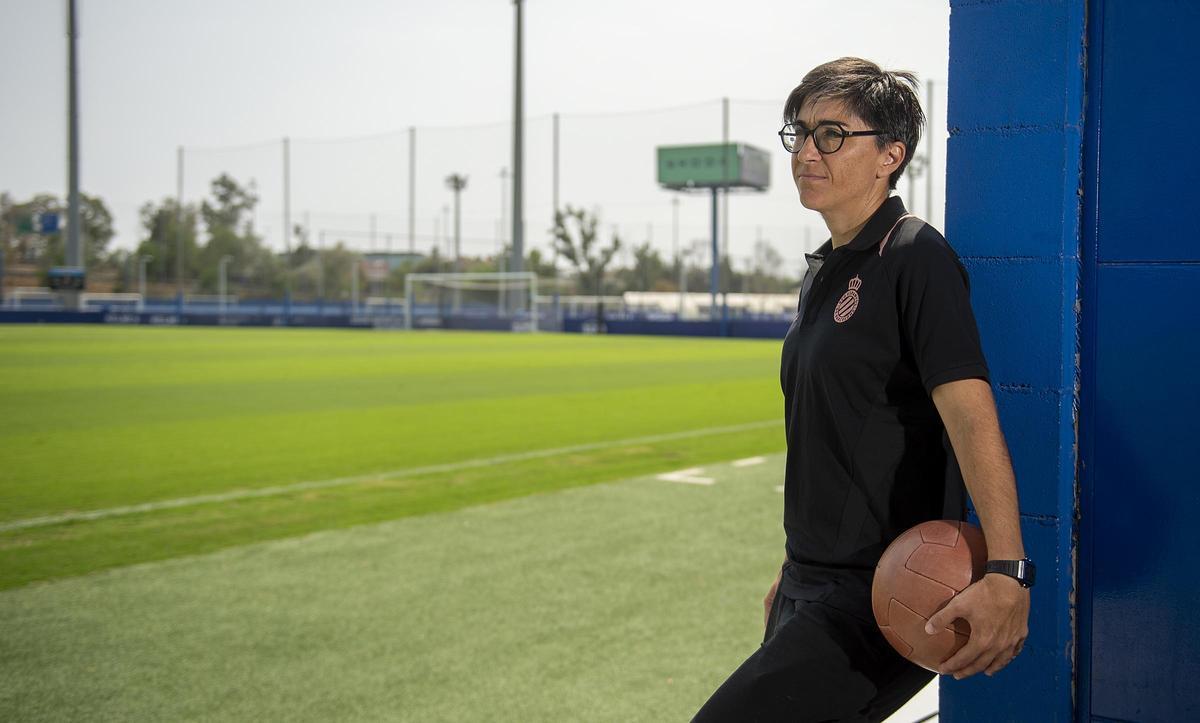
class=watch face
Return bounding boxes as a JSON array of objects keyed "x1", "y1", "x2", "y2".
[{"x1": 1020, "y1": 559, "x2": 1036, "y2": 586}]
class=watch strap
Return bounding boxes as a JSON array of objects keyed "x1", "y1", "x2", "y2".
[{"x1": 985, "y1": 558, "x2": 1036, "y2": 588}]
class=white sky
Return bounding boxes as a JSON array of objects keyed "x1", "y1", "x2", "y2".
[{"x1": 0, "y1": 0, "x2": 950, "y2": 273}]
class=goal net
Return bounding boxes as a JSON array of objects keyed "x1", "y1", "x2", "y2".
[{"x1": 404, "y1": 272, "x2": 539, "y2": 332}]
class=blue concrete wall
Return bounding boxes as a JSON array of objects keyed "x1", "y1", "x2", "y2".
[
  {"x1": 1077, "y1": 1, "x2": 1200, "y2": 720},
  {"x1": 944, "y1": 1, "x2": 1084, "y2": 719}
]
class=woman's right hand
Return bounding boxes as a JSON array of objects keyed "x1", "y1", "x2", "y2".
[{"x1": 763, "y1": 565, "x2": 784, "y2": 628}]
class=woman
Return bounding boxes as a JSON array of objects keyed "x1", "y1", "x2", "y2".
[{"x1": 692, "y1": 57, "x2": 1031, "y2": 722}]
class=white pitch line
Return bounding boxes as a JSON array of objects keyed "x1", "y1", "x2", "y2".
[
  {"x1": 732, "y1": 456, "x2": 766, "y2": 468},
  {"x1": 775, "y1": 485, "x2": 785, "y2": 493},
  {"x1": 656, "y1": 467, "x2": 715, "y2": 485},
  {"x1": 0, "y1": 419, "x2": 777, "y2": 533}
]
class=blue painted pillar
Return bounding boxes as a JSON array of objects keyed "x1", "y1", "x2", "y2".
[
  {"x1": 943, "y1": 1, "x2": 1085, "y2": 720},
  {"x1": 1077, "y1": 2, "x2": 1200, "y2": 720}
]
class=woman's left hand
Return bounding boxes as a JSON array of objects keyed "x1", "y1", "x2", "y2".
[{"x1": 925, "y1": 573, "x2": 1030, "y2": 679}]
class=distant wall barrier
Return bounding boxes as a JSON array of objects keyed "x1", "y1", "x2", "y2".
[{"x1": 0, "y1": 308, "x2": 792, "y2": 339}]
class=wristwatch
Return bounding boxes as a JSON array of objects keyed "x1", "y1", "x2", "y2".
[{"x1": 985, "y1": 558, "x2": 1037, "y2": 588}]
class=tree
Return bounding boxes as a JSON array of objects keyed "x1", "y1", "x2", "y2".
[
  {"x1": 550, "y1": 206, "x2": 621, "y2": 296},
  {"x1": 288, "y1": 241, "x2": 363, "y2": 301},
  {"x1": 552, "y1": 206, "x2": 622, "y2": 329},
  {"x1": 195, "y1": 174, "x2": 284, "y2": 295},
  {"x1": 617, "y1": 241, "x2": 670, "y2": 293},
  {"x1": 746, "y1": 238, "x2": 794, "y2": 293},
  {"x1": 80, "y1": 194, "x2": 115, "y2": 265},
  {"x1": 134, "y1": 197, "x2": 200, "y2": 284},
  {"x1": 200, "y1": 174, "x2": 257, "y2": 234},
  {"x1": 0, "y1": 193, "x2": 114, "y2": 271}
]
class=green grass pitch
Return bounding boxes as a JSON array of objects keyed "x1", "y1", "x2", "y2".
[
  {"x1": 0, "y1": 325, "x2": 784, "y2": 590},
  {"x1": 1, "y1": 455, "x2": 790, "y2": 721}
]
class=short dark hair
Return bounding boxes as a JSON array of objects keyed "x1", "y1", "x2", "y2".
[{"x1": 783, "y1": 57, "x2": 925, "y2": 189}]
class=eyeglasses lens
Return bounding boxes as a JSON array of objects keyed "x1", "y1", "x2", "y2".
[
  {"x1": 781, "y1": 126, "x2": 799, "y2": 152},
  {"x1": 782, "y1": 123, "x2": 846, "y2": 154},
  {"x1": 814, "y1": 125, "x2": 845, "y2": 154}
]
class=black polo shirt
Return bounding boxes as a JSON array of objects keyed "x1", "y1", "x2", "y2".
[{"x1": 778, "y1": 196, "x2": 989, "y2": 605}]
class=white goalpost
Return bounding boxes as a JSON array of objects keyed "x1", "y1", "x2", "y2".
[{"x1": 404, "y1": 271, "x2": 539, "y2": 332}]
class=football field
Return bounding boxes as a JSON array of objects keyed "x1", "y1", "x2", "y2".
[
  {"x1": 0, "y1": 326, "x2": 935, "y2": 720},
  {"x1": 0, "y1": 326, "x2": 783, "y2": 590}
]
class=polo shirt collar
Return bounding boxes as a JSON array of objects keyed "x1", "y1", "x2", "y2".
[
  {"x1": 846, "y1": 195, "x2": 909, "y2": 251},
  {"x1": 810, "y1": 196, "x2": 910, "y2": 258}
]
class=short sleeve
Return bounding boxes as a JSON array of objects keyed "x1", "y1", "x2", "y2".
[{"x1": 889, "y1": 232, "x2": 990, "y2": 395}]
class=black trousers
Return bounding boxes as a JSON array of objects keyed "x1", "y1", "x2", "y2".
[{"x1": 692, "y1": 583, "x2": 934, "y2": 722}]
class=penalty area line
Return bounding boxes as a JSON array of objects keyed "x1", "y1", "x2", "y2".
[{"x1": 0, "y1": 419, "x2": 778, "y2": 533}]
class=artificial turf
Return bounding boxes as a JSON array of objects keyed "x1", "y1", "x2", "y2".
[
  {"x1": 0, "y1": 456, "x2": 789, "y2": 722},
  {"x1": 0, "y1": 325, "x2": 785, "y2": 589}
]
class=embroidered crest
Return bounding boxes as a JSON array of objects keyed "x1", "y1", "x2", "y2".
[{"x1": 833, "y1": 276, "x2": 861, "y2": 323}]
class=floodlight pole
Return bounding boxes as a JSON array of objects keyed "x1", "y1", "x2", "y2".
[
  {"x1": 552, "y1": 112, "x2": 560, "y2": 322},
  {"x1": 673, "y1": 196, "x2": 682, "y2": 317},
  {"x1": 65, "y1": 0, "x2": 82, "y2": 291},
  {"x1": 445, "y1": 174, "x2": 467, "y2": 270},
  {"x1": 218, "y1": 254, "x2": 233, "y2": 317},
  {"x1": 137, "y1": 255, "x2": 151, "y2": 312},
  {"x1": 317, "y1": 230, "x2": 325, "y2": 301},
  {"x1": 552, "y1": 113, "x2": 560, "y2": 231},
  {"x1": 446, "y1": 173, "x2": 468, "y2": 313},
  {"x1": 720, "y1": 97, "x2": 730, "y2": 335},
  {"x1": 283, "y1": 137, "x2": 292, "y2": 309},
  {"x1": 907, "y1": 161, "x2": 918, "y2": 211},
  {"x1": 510, "y1": 0, "x2": 524, "y2": 275},
  {"x1": 408, "y1": 126, "x2": 416, "y2": 254},
  {"x1": 441, "y1": 206, "x2": 450, "y2": 262},
  {"x1": 499, "y1": 167, "x2": 508, "y2": 313},
  {"x1": 404, "y1": 273, "x2": 413, "y2": 330},
  {"x1": 926, "y1": 79, "x2": 935, "y2": 223},
  {"x1": 710, "y1": 187, "x2": 719, "y2": 322},
  {"x1": 176, "y1": 146, "x2": 184, "y2": 306}
]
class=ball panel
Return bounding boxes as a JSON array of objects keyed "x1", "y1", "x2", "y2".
[
  {"x1": 879, "y1": 625, "x2": 913, "y2": 658},
  {"x1": 886, "y1": 597, "x2": 960, "y2": 672},
  {"x1": 889, "y1": 567, "x2": 958, "y2": 618},
  {"x1": 918, "y1": 519, "x2": 962, "y2": 547},
  {"x1": 872, "y1": 528, "x2": 927, "y2": 624},
  {"x1": 907, "y1": 543, "x2": 975, "y2": 593}
]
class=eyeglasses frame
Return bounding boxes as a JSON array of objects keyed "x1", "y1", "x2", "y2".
[{"x1": 778, "y1": 122, "x2": 885, "y2": 155}]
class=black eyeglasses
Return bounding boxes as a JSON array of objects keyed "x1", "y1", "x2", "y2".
[{"x1": 778, "y1": 122, "x2": 884, "y2": 154}]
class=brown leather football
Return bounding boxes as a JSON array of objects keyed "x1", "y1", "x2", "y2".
[{"x1": 871, "y1": 520, "x2": 988, "y2": 672}]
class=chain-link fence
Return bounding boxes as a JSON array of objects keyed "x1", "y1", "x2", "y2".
[{"x1": 3, "y1": 86, "x2": 947, "y2": 320}]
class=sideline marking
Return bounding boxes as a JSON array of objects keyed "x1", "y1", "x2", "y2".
[
  {"x1": 0, "y1": 419, "x2": 777, "y2": 533},
  {"x1": 732, "y1": 456, "x2": 765, "y2": 468},
  {"x1": 775, "y1": 485, "x2": 785, "y2": 493},
  {"x1": 656, "y1": 467, "x2": 715, "y2": 485}
]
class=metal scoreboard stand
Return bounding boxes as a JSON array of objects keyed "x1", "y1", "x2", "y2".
[{"x1": 655, "y1": 143, "x2": 769, "y2": 333}]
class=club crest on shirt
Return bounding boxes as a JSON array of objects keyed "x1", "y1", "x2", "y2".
[{"x1": 833, "y1": 276, "x2": 861, "y2": 323}]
